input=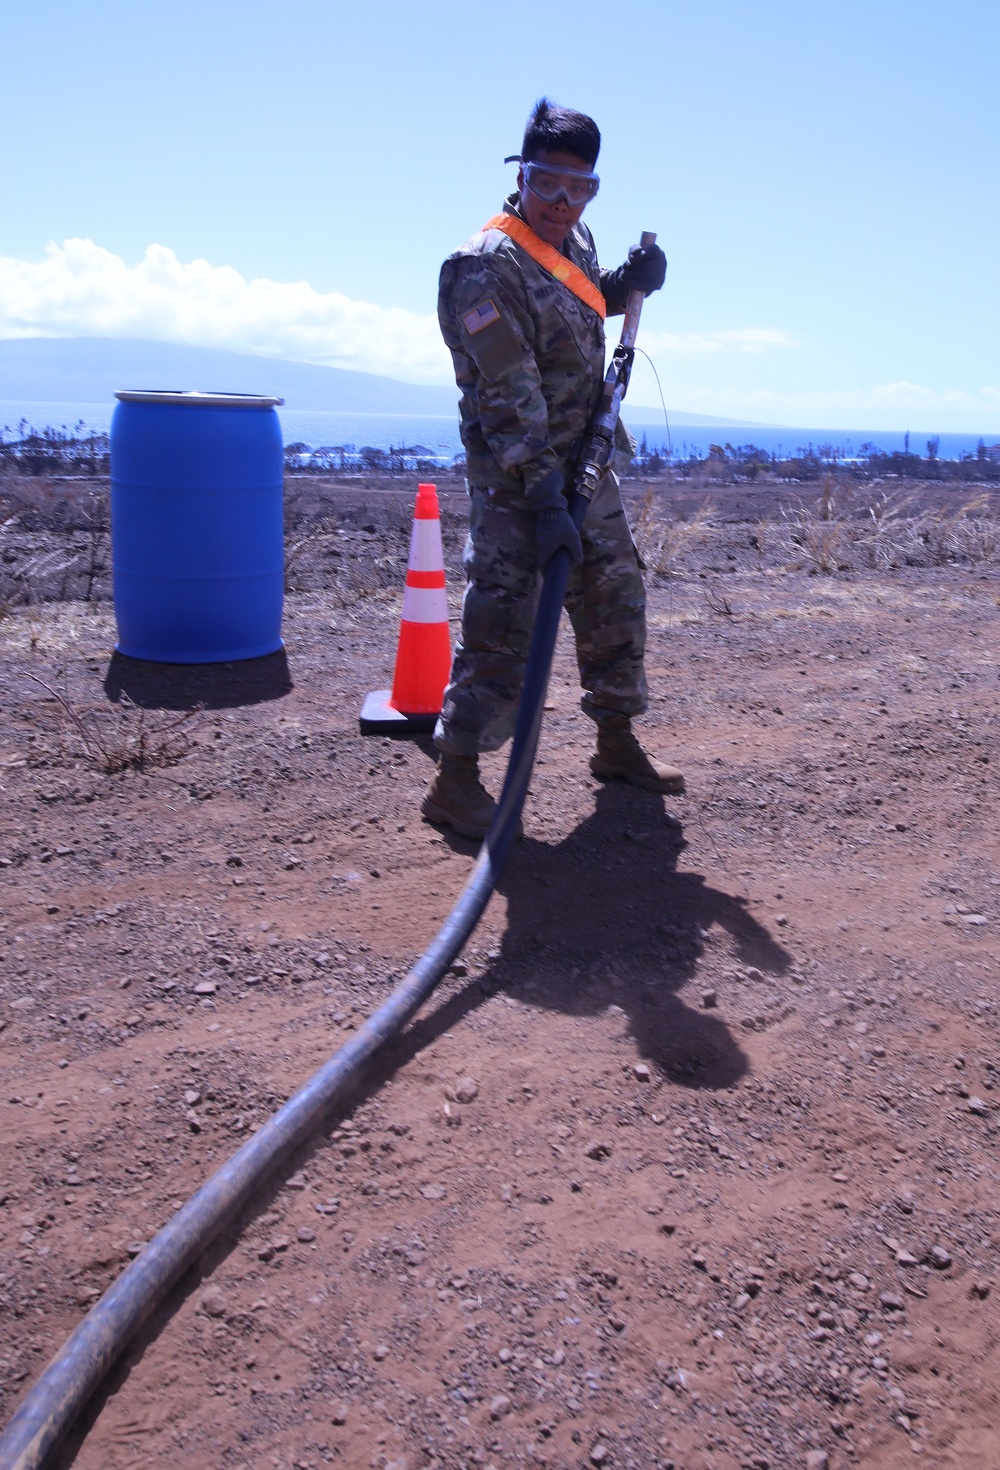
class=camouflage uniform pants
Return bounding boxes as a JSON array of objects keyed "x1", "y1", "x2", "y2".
[{"x1": 434, "y1": 469, "x2": 648, "y2": 756}]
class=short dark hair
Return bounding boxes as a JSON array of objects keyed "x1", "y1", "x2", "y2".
[{"x1": 521, "y1": 98, "x2": 601, "y2": 168}]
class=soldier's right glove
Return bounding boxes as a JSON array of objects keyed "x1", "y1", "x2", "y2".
[
  {"x1": 526, "y1": 467, "x2": 583, "y2": 568},
  {"x1": 607, "y1": 242, "x2": 668, "y2": 298},
  {"x1": 535, "y1": 507, "x2": 583, "y2": 569}
]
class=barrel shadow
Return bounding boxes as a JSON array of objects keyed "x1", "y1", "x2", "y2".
[{"x1": 103, "y1": 647, "x2": 293, "y2": 710}]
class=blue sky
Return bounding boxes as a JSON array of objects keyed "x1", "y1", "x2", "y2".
[{"x1": 2, "y1": 0, "x2": 998, "y2": 430}]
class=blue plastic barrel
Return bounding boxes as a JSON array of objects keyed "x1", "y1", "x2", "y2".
[{"x1": 111, "y1": 390, "x2": 285, "y2": 663}]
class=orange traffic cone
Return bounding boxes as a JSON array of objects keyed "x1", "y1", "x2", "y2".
[{"x1": 359, "y1": 482, "x2": 452, "y2": 734}]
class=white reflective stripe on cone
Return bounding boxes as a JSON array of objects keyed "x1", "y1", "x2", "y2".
[
  {"x1": 407, "y1": 518, "x2": 446, "y2": 573},
  {"x1": 400, "y1": 584, "x2": 449, "y2": 624}
]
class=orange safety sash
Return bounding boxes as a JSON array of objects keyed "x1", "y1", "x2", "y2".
[{"x1": 482, "y1": 213, "x2": 607, "y2": 321}]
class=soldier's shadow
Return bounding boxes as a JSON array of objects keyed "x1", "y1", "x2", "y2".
[{"x1": 480, "y1": 780, "x2": 789, "y2": 1088}]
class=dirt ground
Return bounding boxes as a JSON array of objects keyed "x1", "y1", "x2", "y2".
[{"x1": 1, "y1": 473, "x2": 999, "y2": 1470}]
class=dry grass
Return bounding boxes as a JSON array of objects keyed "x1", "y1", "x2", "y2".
[
  {"x1": 777, "y1": 479, "x2": 1000, "y2": 573},
  {"x1": 906, "y1": 495, "x2": 1000, "y2": 566},
  {"x1": 779, "y1": 475, "x2": 852, "y2": 573},
  {"x1": 703, "y1": 584, "x2": 735, "y2": 617},
  {"x1": 27, "y1": 672, "x2": 203, "y2": 774},
  {"x1": 632, "y1": 488, "x2": 717, "y2": 578},
  {"x1": 0, "y1": 516, "x2": 78, "y2": 618}
]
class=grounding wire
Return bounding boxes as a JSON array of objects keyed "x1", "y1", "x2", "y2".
[{"x1": 633, "y1": 345, "x2": 672, "y2": 458}]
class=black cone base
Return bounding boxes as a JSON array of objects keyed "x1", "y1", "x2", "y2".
[{"x1": 359, "y1": 689, "x2": 439, "y2": 736}]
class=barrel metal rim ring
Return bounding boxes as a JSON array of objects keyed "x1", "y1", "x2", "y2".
[{"x1": 114, "y1": 390, "x2": 285, "y2": 408}]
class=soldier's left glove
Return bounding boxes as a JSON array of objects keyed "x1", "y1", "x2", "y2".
[{"x1": 608, "y1": 242, "x2": 667, "y2": 297}]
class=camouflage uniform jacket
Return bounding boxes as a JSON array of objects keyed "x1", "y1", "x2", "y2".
[{"x1": 438, "y1": 194, "x2": 631, "y2": 498}]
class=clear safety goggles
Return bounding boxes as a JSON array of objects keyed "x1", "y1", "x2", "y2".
[{"x1": 507, "y1": 156, "x2": 600, "y2": 207}]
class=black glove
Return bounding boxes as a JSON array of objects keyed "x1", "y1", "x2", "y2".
[
  {"x1": 535, "y1": 507, "x2": 583, "y2": 568},
  {"x1": 525, "y1": 467, "x2": 583, "y2": 568},
  {"x1": 610, "y1": 242, "x2": 667, "y2": 297}
]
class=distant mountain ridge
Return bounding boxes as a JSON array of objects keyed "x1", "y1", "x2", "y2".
[
  {"x1": 0, "y1": 339, "x2": 460, "y2": 415},
  {"x1": 0, "y1": 337, "x2": 770, "y2": 428}
]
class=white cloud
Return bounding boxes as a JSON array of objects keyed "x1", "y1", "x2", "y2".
[
  {"x1": 0, "y1": 240, "x2": 801, "y2": 386},
  {"x1": 4, "y1": 241, "x2": 995, "y2": 431},
  {"x1": 0, "y1": 239, "x2": 452, "y2": 383}
]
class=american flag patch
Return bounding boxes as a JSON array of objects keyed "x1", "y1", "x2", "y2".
[{"x1": 462, "y1": 298, "x2": 501, "y2": 335}]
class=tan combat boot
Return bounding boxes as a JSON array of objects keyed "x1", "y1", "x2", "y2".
[
  {"x1": 591, "y1": 714, "x2": 686, "y2": 795},
  {"x1": 422, "y1": 753, "x2": 497, "y2": 840}
]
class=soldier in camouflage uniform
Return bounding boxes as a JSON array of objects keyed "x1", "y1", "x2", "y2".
[{"x1": 423, "y1": 99, "x2": 685, "y2": 840}]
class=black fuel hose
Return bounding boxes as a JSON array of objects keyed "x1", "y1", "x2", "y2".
[{"x1": 0, "y1": 502, "x2": 583, "y2": 1470}]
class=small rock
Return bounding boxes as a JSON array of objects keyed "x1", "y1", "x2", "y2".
[
  {"x1": 969, "y1": 1280, "x2": 991, "y2": 1300},
  {"x1": 633, "y1": 1063, "x2": 652, "y2": 1081},
  {"x1": 968, "y1": 1096, "x2": 990, "y2": 1116},
  {"x1": 199, "y1": 1286, "x2": 227, "y2": 1317},
  {"x1": 848, "y1": 1272, "x2": 870, "y2": 1291},
  {"x1": 373, "y1": 1343, "x2": 389, "y2": 1360},
  {"x1": 879, "y1": 1290, "x2": 905, "y2": 1311},
  {"x1": 895, "y1": 1250, "x2": 919, "y2": 1268},
  {"x1": 585, "y1": 1140, "x2": 612, "y2": 1160},
  {"x1": 590, "y1": 1445, "x2": 609, "y2": 1466},
  {"x1": 489, "y1": 1393, "x2": 512, "y2": 1420},
  {"x1": 184, "y1": 1089, "x2": 202, "y2": 1106},
  {"x1": 270, "y1": 1234, "x2": 290, "y2": 1252},
  {"x1": 745, "y1": 966, "x2": 764, "y2": 981},
  {"x1": 805, "y1": 1453, "x2": 829, "y2": 1470},
  {"x1": 701, "y1": 989, "x2": 718, "y2": 1009},
  {"x1": 296, "y1": 1225, "x2": 316, "y2": 1243},
  {"x1": 454, "y1": 1076, "x2": 479, "y2": 1103},
  {"x1": 330, "y1": 1403, "x2": 349, "y2": 1426},
  {"x1": 929, "y1": 1245, "x2": 952, "y2": 1269},
  {"x1": 420, "y1": 1183, "x2": 445, "y2": 1200},
  {"x1": 961, "y1": 913, "x2": 988, "y2": 926},
  {"x1": 551, "y1": 1349, "x2": 565, "y2": 1366},
  {"x1": 193, "y1": 980, "x2": 217, "y2": 996}
]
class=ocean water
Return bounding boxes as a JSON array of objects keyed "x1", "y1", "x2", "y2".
[{"x1": 0, "y1": 398, "x2": 994, "y2": 465}]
